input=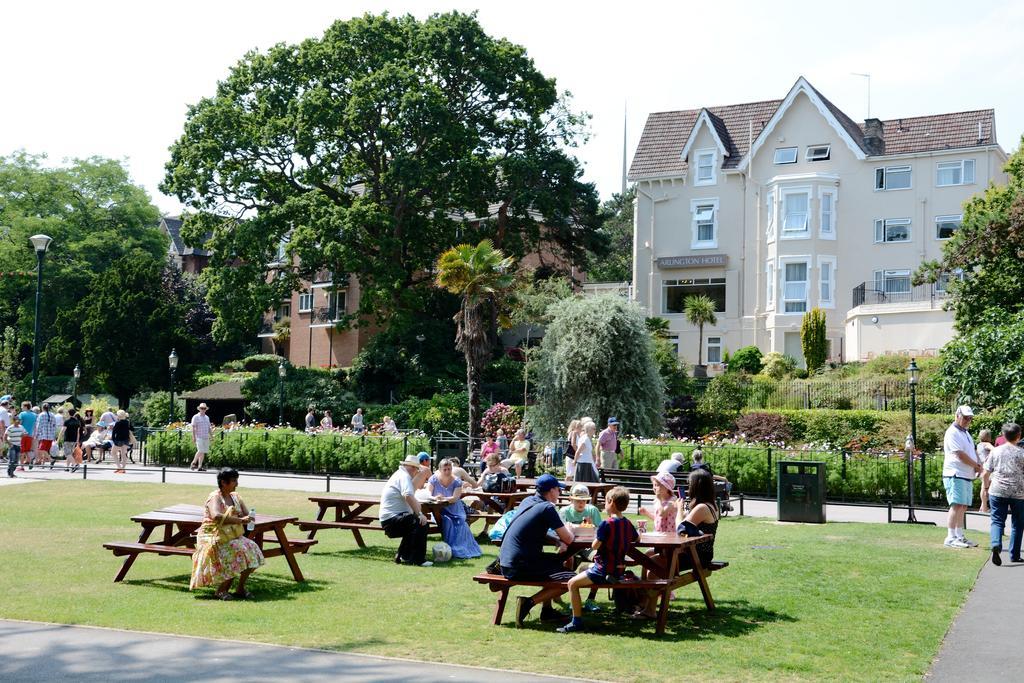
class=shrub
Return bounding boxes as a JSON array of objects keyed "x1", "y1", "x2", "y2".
[
  {"x1": 863, "y1": 354, "x2": 913, "y2": 376},
  {"x1": 140, "y1": 391, "x2": 185, "y2": 427},
  {"x1": 886, "y1": 396, "x2": 950, "y2": 414},
  {"x1": 664, "y1": 395, "x2": 700, "y2": 439},
  {"x1": 728, "y1": 346, "x2": 763, "y2": 375},
  {"x1": 801, "y1": 308, "x2": 828, "y2": 373},
  {"x1": 238, "y1": 354, "x2": 286, "y2": 372},
  {"x1": 760, "y1": 352, "x2": 797, "y2": 380},
  {"x1": 480, "y1": 403, "x2": 523, "y2": 437},
  {"x1": 698, "y1": 373, "x2": 749, "y2": 417},
  {"x1": 735, "y1": 412, "x2": 792, "y2": 445},
  {"x1": 243, "y1": 364, "x2": 355, "y2": 428}
]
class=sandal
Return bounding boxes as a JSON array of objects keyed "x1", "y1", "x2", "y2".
[
  {"x1": 629, "y1": 609, "x2": 657, "y2": 621},
  {"x1": 215, "y1": 592, "x2": 234, "y2": 601},
  {"x1": 232, "y1": 590, "x2": 254, "y2": 600}
]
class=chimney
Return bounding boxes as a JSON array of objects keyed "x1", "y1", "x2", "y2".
[{"x1": 863, "y1": 118, "x2": 885, "y2": 155}]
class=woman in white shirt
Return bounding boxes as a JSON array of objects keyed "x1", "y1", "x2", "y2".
[{"x1": 573, "y1": 421, "x2": 599, "y2": 483}]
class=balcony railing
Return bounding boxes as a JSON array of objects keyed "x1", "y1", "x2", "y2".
[
  {"x1": 851, "y1": 281, "x2": 948, "y2": 308},
  {"x1": 310, "y1": 306, "x2": 343, "y2": 325}
]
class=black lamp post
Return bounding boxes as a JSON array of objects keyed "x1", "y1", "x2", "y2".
[
  {"x1": 72, "y1": 364, "x2": 80, "y2": 405},
  {"x1": 278, "y1": 360, "x2": 287, "y2": 426},
  {"x1": 29, "y1": 234, "x2": 52, "y2": 405},
  {"x1": 168, "y1": 349, "x2": 179, "y2": 424},
  {"x1": 894, "y1": 358, "x2": 933, "y2": 525}
]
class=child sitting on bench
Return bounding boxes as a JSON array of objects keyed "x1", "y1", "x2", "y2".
[{"x1": 557, "y1": 486, "x2": 638, "y2": 633}]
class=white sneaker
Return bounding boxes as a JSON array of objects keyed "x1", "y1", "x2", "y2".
[
  {"x1": 945, "y1": 538, "x2": 970, "y2": 548},
  {"x1": 419, "y1": 561, "x2": 433, "y2": 567},
  {"x1": 958, "y1": 537, "x2": 979, "y2": 548}
]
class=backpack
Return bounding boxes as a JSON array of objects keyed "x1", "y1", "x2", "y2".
[{"x1": 611, "y1": 571, "x2": 644, "y2": 613}]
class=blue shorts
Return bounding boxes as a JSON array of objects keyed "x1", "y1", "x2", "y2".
[
  {"x1": 585, "y1": 568, "x2": 627, "y2": 585},
  {"x1": 944, "y1": 476, "x2": 973, "y2": 506}
]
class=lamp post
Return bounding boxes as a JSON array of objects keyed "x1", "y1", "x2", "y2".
[
  {"x1": 29, "y1": 234, "x2": 52, "y2": 405},
  {"x1": 278, "y1": 360, "x2": 286, "y2": 426},
  {"x1": 168, "y1": 349, "x2": 178, "y2": 424},
  {"x1": 893, "y1": 358, "x2": 933, "y2": 525},
  {"x1": 72, "y1": 364, "x2": 80, "y2": 405}
]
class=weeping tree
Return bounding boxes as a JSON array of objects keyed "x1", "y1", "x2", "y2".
[
  {"x1": 435, "y1": 240, "x2": 518, "y2": 441},
  {"x1": 528, "y1": 293, "x2": 665, "y2": 438}
]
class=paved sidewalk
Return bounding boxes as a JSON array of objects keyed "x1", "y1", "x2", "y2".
[
  {"x1": 927, "y1": 555, "x2": 1023, "y2": 682},
  {"x1": 0, "y1": 619, "x2": 582, "y2": 682}
]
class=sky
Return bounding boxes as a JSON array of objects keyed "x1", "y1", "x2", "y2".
[{"x1": 2, "y1": 0, "x2": 1022, "y2": 216}]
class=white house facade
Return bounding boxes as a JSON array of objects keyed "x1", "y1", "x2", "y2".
[{"x1": 628, "y1": 77, "x2": 1008, "y2": 367}]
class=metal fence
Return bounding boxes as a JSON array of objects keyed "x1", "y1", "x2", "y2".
[{"x1": 688, "y1": 376, "x2": 951, "y2": 412}]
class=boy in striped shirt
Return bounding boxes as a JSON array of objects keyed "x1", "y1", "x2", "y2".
[{"x1": 558, "y1": 486, "x2": 638, "y2": 633}]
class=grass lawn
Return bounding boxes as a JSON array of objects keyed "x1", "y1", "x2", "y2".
[{"x1": 0, "y1": 481, "x2": 984, "y2": 682}]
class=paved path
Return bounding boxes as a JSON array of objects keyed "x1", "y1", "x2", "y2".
[
  {"x1": 927, "y1": 555, "x2": 1022, "y2": 682},
  {"x1": 0, "y1": 619, "x2": 581, "y2": 682}
]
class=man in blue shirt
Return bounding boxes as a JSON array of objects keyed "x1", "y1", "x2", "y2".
[
  {"x1": 499, "y1": 473, "x2": 576, "y2": 626},
  {"x1": 17, "y1": 402, "x2": 37, "y2": 469}
]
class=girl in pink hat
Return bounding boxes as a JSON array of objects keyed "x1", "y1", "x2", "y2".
[{"x1": 638, "y1": 471, "x2": 681, "y2": 532}]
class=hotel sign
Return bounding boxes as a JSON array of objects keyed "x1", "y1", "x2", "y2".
[{"x1": 657, "y1": 254, "x2": 728, "y2": 269}]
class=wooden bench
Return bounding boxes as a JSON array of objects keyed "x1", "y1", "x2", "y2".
[
  {"x1": 104, "y1": 541, "x2": 196, "y2": 558},
  {"x1": 473, "y1": 560, "x2": 728, "y2": 635}
]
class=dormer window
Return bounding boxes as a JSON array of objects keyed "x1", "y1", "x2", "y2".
[
  {"x1": 695, "y1": 150, "x2": 716, "y2": 185},
  {"x1": 806, "y1": 145, "x2": 831, "y2": 161},
  {"x1": 773, "y1": 147, "x2": 798, "y2": 164}
]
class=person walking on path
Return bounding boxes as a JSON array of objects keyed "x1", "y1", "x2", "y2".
[
  {"x1": 33, "y1": 403, "x2": 58, "y2": 469},
  {"x1": 379, "y1": 455, "x2": 432, "y2": 567},
  {"x1": 304, "y1": 407, "x2": 317, "y2": 432},
  {"x1": 942, "y1": 406, "x2": 982, "y2": 549},
  {"x1": 598, "y1": 418, "x2": 619, "y2": 471},
  {"x1": 190, "y1": 403, "x2": 212, "y2": 472},
  {"x1": 110, "y1": 410, "x2": 135, "y2": 474},
  {"x1": 5, "y1": 415, "x2": 25, "y2": 478},
  {"x1": 983, "y1": 422, "x2": 1024, "y2": 565},
  {"x1": 61, "y1": 408, "x2": 84, "y2": 472},
  {"x1": 572, "y1": 421, "x2": 600, "y2": 483},
  {"x1": 0, "y1": 398, "x2": 10, "y2": 458},
  {"x1": 17, "y1": 401, "x2": 36, "y2": 469}
]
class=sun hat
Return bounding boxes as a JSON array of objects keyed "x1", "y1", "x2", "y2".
[
  {"x1": 956, "y1": 405, "x2": 974, "y2": 418},
  {"x1": 198, "y1": 402, "x2": 209, "y2": 410},
  {"x1": 535, "y1": 473, "x2": 567, "y2": 494},
  {"x1": 569, "y1": 484, "x2": 591, "y2": 501},
  {"x1": 116, "y1": 409, "x2": 127, "y2": 419},
  {"x1": 651, "y1": 471, "x2": 676, "y2": 493},
  {"x1": 400, "y1": 454, "x2": 423, "y2": 469}
]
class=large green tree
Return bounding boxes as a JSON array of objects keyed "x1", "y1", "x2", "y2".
[
  {"x1": 161, "y1": 11, "x2": 604, "y2": 343},
  {"x1": 528, "y1": 293, "x2": 665, "y2": 438},
  {"x1": 0, "y1": 153, "x2": 164, "y2": 378},
  {"x1": 435, "y1": 240, "x2": 518, "y2": 441},
  {"x1": 586, "y1": 188, "x2": 634, "y2": 283}
]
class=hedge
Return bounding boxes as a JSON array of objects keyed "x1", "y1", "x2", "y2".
[{"x1": 144, "y1": 429, "x2": 430, "y2": 479}]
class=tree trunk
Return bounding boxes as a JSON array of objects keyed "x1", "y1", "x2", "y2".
[
  {"x1": 456, "y1": 300, "x2": 492, "y2": 445},
  {"x1": 466, "y1": 354, "x2": 481, "y2": 443},
  {"x1": 697, "y1": 322, "x2": 704, "y2": 366}
]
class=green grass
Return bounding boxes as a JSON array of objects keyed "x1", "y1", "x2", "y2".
[{"x1": 0, "y1": 481, "x2": 984, "y2": 682}]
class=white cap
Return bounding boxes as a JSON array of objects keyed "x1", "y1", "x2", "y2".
[{"x1": 956, "y1": 405, "x2": 974, "y2": 418}]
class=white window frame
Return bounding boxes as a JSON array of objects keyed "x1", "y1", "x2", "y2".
[
  {"x1": 780, "y1": 256, "x2": 811, "y2": 315},
  {"x1": 780, "y1": 186, "x2": 812, "y2": 238},
  {"x1": 706, "y1": 336, "x2": 723, "y2": 364},
  {"x1": 765, "y1": 190, "x2": 776, "y2": 239},
  {"x1": 874, "y1": 165, "x2": 912, "y2": 191},
  {"x1": 935, "y1": 269, "x2": 964, "y2": 293},
  {"x1": 935, "y1": 214, "x2": 962, "y2": 240},
  {"x1": 690, "y1": 197, "x2": 719, "y2": 249},
  {"x1": 766, "y1": 260, "x2": 775, "y2": 310},
  {"x1": 936, "y1": 159, "x2": 975, "y2": 187},
  {"x1": 819, "y1": 187, "x2": 837, "y2": 240},
  {"x1": 874, "y1": 218, "x2": 912, "y2": 244},
  {"x1": 818, "y1": 256, "x2": 837, "y2": 309},
  {"x1": 298, "y1": 290, "x2": 314, "y2": 313},
  {"x1": 694, "y1": 149, "x2": 716, "y2": 186},
  {"x1": 873, "y1": 269, "x2": 912, "y2": 296},
  {"x1": 327, "y1": 289, "x2": 347, "y2": 321},
  {"x1": 773, "y1": 147, "x2": 798, "y2": 165},
  {"x1": 667, "y1": 335, "x2": 680, "y2": 356},
  {"x1": 806, "y1": 144, "x2": 831, "y2": 161}
]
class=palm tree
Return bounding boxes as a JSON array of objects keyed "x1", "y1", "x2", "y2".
[
  {"x1": 684, "y1": 295, "x2": 717, "y2": 368},
  {"x1": 435, "y1": 240, "x2": 518, "y2": 442}
]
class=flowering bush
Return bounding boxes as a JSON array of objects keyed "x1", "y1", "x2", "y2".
[{"x1": 480, "y1": 403, "x2": 523, "y2": 437}]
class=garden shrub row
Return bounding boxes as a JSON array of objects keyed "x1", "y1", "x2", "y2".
[{"x1": 144, "y1": 429, "x2": 431, "y2": 478}]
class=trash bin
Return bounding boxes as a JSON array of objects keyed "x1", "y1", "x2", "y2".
[
  {"x1": 435, "y1": 439, "x2": 468, "y2": 465},
  {"x1": 777, "y1": 460, "x2": 826, "y2": 523}
]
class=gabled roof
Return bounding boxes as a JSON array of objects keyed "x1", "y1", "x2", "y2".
[
  {"x1": 629, "y1": 77, "x2": 1002, "y2": 181},
  {"x1": 679, "y1": 109, "x2": 730, "y2": 161},
  {"x1": 159, "y1": 215, "x2": 212, "y2": 257}
]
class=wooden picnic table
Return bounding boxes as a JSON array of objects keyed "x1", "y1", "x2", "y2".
[
  {"x1": 463, "y1": 489, "x2": 531, "y2": 514},
  {"x1": 104, "y1": 504, "x2": 313, "y2": 583},
  {"x1": 512, "y1": 478, "x2": 616, "y2": 505}
]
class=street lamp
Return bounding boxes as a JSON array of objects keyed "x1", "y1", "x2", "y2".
[
  {"x1": 72, "y1": 364, "x2": 80, "y2": 405},
  {"x1": 29, "y1": 234, "x2": 52, "y2": 405},
  {"x1": 168, "y1": 349, "x2": 179, "y2": 424},
  {"x1": 278, "y1": 360, "x2": 287, "y2": 426},
  {"x1": 893, "y1": 358, "x2": 932, "y2": 525}
]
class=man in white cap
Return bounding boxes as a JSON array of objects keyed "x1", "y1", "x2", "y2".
[
  {"x1": 942, "y1": 406, "x2": 982, "y2": 548},
  {"x1": 379, "y1": 455, "x2": 432, "y2": 566},
  {"x1": 190, "y1": 403, "x2": 212, "y2": 471}
]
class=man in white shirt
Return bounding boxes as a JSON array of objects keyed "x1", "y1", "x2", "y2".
[
  {"x1": 379, "y1": 455, "x2": 431, "y2": 566},
  {"x1": 656, "y1": 452, "x2": 685, "y2": 475},
  {"x1": 0, "y1": 397, "x2": 12, "y2": 446},
  {"x1": 942, "y1": 406, "x2": 983, "y2": 548},
  {"x1": 350, "y1": 408, "x2": 365, "y2": 434}
]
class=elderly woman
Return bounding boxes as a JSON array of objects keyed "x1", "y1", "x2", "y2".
[
  {"x1": 984, "y1": 423, "x2": 1024, "y2": 565},
  {"x1": 82, "y1": 421, "x2": 113, "y2": 463},
  {"x1": 382, "y1": 416, "x2": 399, "y2": 435},
  {"x1": 502, "y1": 429, "x2": 531, "y2": 477},
  {"x1": 190, "y1": 467, "x2": 265, "y2": 599},
  {"x1": 427, "y1": 458, "x2": 482, "y2": 558},
  {"x1": 573, "y1": 421, "x2": 600, "y2": 483}
]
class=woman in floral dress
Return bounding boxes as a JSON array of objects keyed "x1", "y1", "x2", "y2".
[{"x1": 190, "y1": 468, "x2": 265, "y2": 599}]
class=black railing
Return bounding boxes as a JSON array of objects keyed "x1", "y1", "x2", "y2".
[
  {"x1": 687, "y1": 376, "x2": 949, "y2": 411},
  {"x1": 852, "y1": 281, "x2": 948, "y2": 308},
  {"x1": 310, "y1": 306, "x2": 342, "y2": 325}
]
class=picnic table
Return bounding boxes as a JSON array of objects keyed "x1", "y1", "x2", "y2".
[
  {"x1": 103, "y1": 504, "x2": 314, "y2": 583},
  {"x1": 475, "y1": 527, "x2": 723, "y2": 635},
  {"x1": 512, "y1": 478, "x2": 616, "y2": 505}
]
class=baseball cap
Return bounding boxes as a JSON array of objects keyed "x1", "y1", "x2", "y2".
[
  {"x1": 417, "y1": 451, "x2": 431, "y2": 464},
  {"x1": 608, "y1": 417, "x2": 620, "y2": 425},
  {"x1": 535, "y1": 473, "x2": 567, "y2": 494},
  {"x1": 956, "y1": 405, "x2": 974, "y2": 418}
]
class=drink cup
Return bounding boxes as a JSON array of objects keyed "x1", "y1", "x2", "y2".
[{"x1": 638, "y1": 519, "x2": 647, "y2": 534}]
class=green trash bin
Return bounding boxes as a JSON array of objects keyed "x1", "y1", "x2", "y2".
[
  {"x1": 435, "y1": 439, "x2": 468, "y2": 465},
  {"x1": 777, "y1": 460, "x2": 826, "y2": 523}
]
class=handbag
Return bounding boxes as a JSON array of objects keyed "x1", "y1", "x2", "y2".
[
  {"x1": 483, "y1": 471, "x2": 514, "y2": 493},
  {"x1": 72, "y1": 444, "x2": 83, "y2": 460},
  {"x1": 217, "y1": 504, "x2": 244, "y2": 542}
]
